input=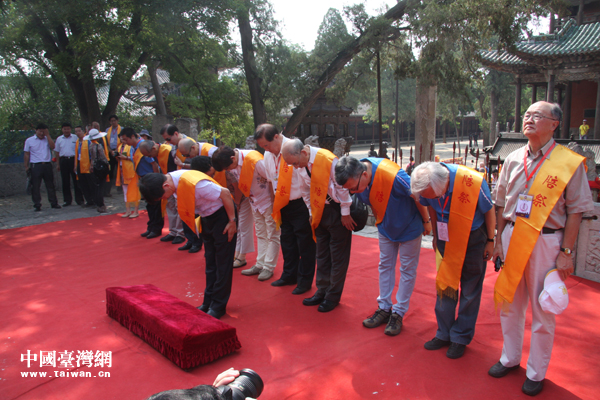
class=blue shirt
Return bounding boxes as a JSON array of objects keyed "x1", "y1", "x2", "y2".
[
  {"x1": 419, "y1": 163, "x2": 493, "y2": 231},
  {"x1": 357, "y1": 158, "x2": 423, "y2": 242},
  {"x1": 132, "y1": 139, "x2": 155, "y2": 177}
]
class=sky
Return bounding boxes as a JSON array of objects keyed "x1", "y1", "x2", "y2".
[{"x1": 268, "y1": 0, "x2": 399, "y2": 51}]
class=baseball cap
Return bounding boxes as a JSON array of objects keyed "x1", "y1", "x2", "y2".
[{"x1": 538, "y1": 268, "x2": 568, "y2": 315}]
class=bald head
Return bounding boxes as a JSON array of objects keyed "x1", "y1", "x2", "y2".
[
  {"x1": 178, "y1": 139, "x2": 198, "y2": 158},
  {"x1": 139, "y1": 140, "x2": 159, "y2": 157},
  {"x1": 281, "y1": 138, "x2": 310, "y2": 169}
]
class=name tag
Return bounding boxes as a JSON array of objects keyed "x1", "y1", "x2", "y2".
[
  {"x1": 516, "y1": 194, "x2": 533, "y2": 219},
  {"x1": 437, "y1": 221, "x2": 449, "y2": 242}
]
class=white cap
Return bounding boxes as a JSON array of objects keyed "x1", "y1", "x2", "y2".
[{"x1": 538, "y1": 269, "x2": 568, "y2": 315}]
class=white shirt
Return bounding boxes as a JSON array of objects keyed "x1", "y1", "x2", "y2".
[
  {"x1": 230, "y1": 149, "x2": 273, "y2": 214},
  {"x1": 263, "y1": 135, "x2": 310, "y2": 209},
  {"x1": 300, "y1": 146, "x2": 352, "y2": 216},
  {"x1": 24, "y1": 135, "x2": 52, "y2": 163},
  {"x1": 54, "y1": 134, "x2": 78, "y2": 157},
  {"x1": 169, "y1": 170, "x2": 224, "y2": 217}
]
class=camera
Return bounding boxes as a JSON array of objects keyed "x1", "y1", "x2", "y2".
[{"x1": 216, "y1": 369, "x2": 263, "y2": 400}]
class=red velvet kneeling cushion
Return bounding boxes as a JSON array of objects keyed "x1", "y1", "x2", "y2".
[{"x1": 106, "y1": 284, "x2": 241, "y2": 369}]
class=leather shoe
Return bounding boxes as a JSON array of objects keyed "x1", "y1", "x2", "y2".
[
  {"x1": 291, "y1": 286, "x2": 311, "y2": 295},
  {"x1": 160, "y1": 234, "x2": 175, "y2": 242},
  {"x1": 488, "y1": 361, "x2": 519, "y2": 378},
  {"x1": 146, "y1": 232, "x2": 161, "y2": 239},
  {"x1": 446, "y1": 343, "x2": 466, "y2": 359},
  {"x1": 424, "y1": 337, "x2": 451, "y2": 350},
  {"x1": 51, "y1": 204, "x2": 62, "y2": 209},
  {"x1": 271, "y1": 279, "x2": 296, "y2": 287},
  {"x1": 34, "y1": 206, "x2": 41, "y2": 212},
  {"x1": 188, "y1": 245, "x2": 202, "y2": 253},
  {"x1": 178, "y1": 242, "x2": 193, "y2": 251},
  {"x1": 318, "y1": 300, "x2": 338, "y2": 312},
  {"x1": 172, "y1": 236, "x2": 185, "y2": 245},
  {"x1": 522, "y1": 378, "x2": 544, "y2": 396},
  {"x1": 197, "y1": 304, "x2": 209, "y2": 312},
  {"x1": 207, "y1": 308, "x2": 225, "y2": 319},
  {"x1": 62, "y1": 203, "x2": 71, "y2": 207},
  {"x1": 140, "y1": 231, "x2": 150, "y2": 237},
  {"x1": 302, "y1": 294, "x2": 325, "y2": 306}
]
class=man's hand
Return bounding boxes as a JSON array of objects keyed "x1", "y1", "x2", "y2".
[
  {"x1": 223, "y1": 220, "x2": 236, "y2": 242},
  {"x1": 483, "y1": 241, "x2": 494, "y2": 261},
  {"x1": 423, "y1": 220, "x2": 432, "y2": 235},
  {"x1": 341, "y1": 215, "x2": 356, "y2": 231},
  {"x1": 213, "y1": 368, "x2": 239, "y2": 387},
  {"x1": 556, "y1": 252, "x2": 574, "y2": 281},
  {"x1": 174, "y1": 157, "x2": 183, "y2": 167},
  {"x1": 492, "y1": 239, "x2": 503, "y2": 267}
]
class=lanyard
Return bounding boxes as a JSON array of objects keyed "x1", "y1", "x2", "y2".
[
  {"x1": 437, "y1": 194, "x2": 450, "y2": 223},
  {"x1": 523, "y1": 141, "x2": 556, "y2": 189}
]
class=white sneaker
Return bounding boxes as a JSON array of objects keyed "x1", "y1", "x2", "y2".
[
  {"x1": 257, "y1": 269, "x2": 274, "y2": 281},
  {"x1": 241, "y1": 265, "x2": 261, "y2": 276}
]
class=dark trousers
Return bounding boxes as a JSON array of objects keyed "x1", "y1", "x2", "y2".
[
  {"x1": 183, "y1": 221, "x2": 203, "y2": 248},
  {"x1": 30, "y1": 162, "x2": 58, "y2": 208},
  {"x1": 200, "y1": 207, "x2": 237, "y2": 313},
  {"x1": 90, "y1": 174, "x2": 105, "y2": 208},
  {"x1": 59, "y1": 157, "x2": 83, "y2": 205},
  {"x1": 76, "y1": 165, "x2": 96, "y2": 205},
  {"x1": 105, "y1": 153, "x2": 117, "y2": 195},
  {"x1": 314, "y1": 203, "x2": 352, "y2": 302},
  {"x1": 146, "y1": 200, "x2": 164, "y2": 234},
  {"x1": 435, "y1": 224, "x2": 487, "y2": 345},
  {"x1": 279, "y1": 198, "x2": 316, "y2": 289}
]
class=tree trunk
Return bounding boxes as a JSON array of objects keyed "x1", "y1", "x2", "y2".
[
  {"x1": 489, "y1": 89, "x2": 498, "y2": 146},
  {"x1": 415, "y1": 79, "x2": 437, "y2": 164},
  {"x1": 148, "y1": 62, "x2": 168, "y2": 116}
]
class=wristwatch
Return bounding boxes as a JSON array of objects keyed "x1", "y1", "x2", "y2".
[{"x1": 560, "y1": 247, "x2": 573, "y2": 255}]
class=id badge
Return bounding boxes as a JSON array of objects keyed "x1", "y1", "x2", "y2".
[
  {"x1": 516, "y1": 194, "x2": 533, "y2": 218},
  {"x1": 437, "y1": 221, "x2": 449, "y2": 242}
]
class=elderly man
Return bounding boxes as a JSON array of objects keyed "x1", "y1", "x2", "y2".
[
  {"x1": 139, "y1": 140, "x2": 185, "y2": 245},
  {"x1": 212, "y1": 145, "x2": 280, "y2": 281},
  {"x1": 335, "y1": 156, "x2": 430, "y2": 335},
  {"x1": 138, "y1": 170, "x2": 237, "y2": 319},
  {"x1": 54, "y1": 122, "x2": 83, "y2": 206},
  {"x1": 24, "y1": 123, "x2": 61, "y2": 211},
  {"x1": 281, "y1": 139, "x2": 353, "y2": 312},
  {"x1": 74, "y1": 125, "x2": 96, "y2": 207},
  {"x1": 411, "y1": 162, "x2": 495, "y2": 358},
  {"x1": 490, "y1": 101, "x2": 594, "y2": 396},
  {"x1": 254, "y1": 124, "x2": 315, "y2": 295}
]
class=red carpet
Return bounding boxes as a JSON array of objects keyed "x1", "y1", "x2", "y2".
[{"x1": 1, "y1": 214, "x2": 599, "y2": 399}]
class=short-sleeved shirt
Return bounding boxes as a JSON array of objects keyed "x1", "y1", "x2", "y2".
[
  {"x1": 169, "y1": 170, "x2": 224, "y2": 217},
  {"x1": 420, "y1": 163, "x2": 493, "y2": 231},
  {"x1": 54, "y1": 135, "x2": 78, "y2": 157},
  {"x1": 229, "y1": 149, "x2": 272, "y2": 214},
  {"x1": 492, "y1": 139, "x2": 594, "y2": 229},
  {"x1": 24, "y1": 135, "x2": 52, "y2": 163},
  {"x1": 356, "y1": 157, "x2": 423, "y2": 242},
  {"x1": 132, "y1": 139, "x2": 155, "y2": 177}
]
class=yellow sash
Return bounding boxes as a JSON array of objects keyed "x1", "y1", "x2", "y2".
[
  {"x1": 369, "y1": 159, "x2": 401, "y2": 225},
  {"x1": 436, "y1": 166, "x2": 484, "y2": 298},
  {"x1": 116, "y1": 143, "x2": 134, "y2": 186},
  {"x1": 310, "y1": 149, "x2": 336, "y2": 240},
  {"x1": 177, "y1": 171, "x2": 220, "y2": 234},
  {"x1": 238, "y1": 150, "x2": 264, "y2": 197},
  {"x1": 127, "y1": 149, "x2": 143, "y2": 203},
  {"x1": 200, "y1": 143, "x2": 214, "y2": 156},
  {"x1": 200, "y1": 143, "x2": 227, "y2": 188},
  {"x1": 157, "y1": 144, "x2": 171, "y2": 173},
  {"x1": 272, "y1": 156, "x2": 294, "y2": 228},
  {"x1": 75, "y1": 139, "x2": 90, "y2": 174},
  {"x1": 494, "y1": 145, "x2": 584, "y2": 307},
  {"x1": 107, "y1": 125, "x2": 121, "y2": 148}
]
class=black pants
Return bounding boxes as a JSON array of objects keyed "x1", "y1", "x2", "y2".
[
  {"x1": 30, "y1": 162, "x2": 58, "y2": 208},
  {"x1": 279, "y1": 198, "x2": 316, "y2": 289},
  {"x1": 200, "y1": 207, "x2": 237, "y2": 313},
  {"x1": 90, "y1": 173, "x2": 105, "y2": 208},
  {"x1": 183, "y1": 221, "x2": 203, "y2": 248},
  {"x1": 105, "y1": 153, "x2": 117, "y2": 196},
  {"x1": 146, "y1": 200, "x2": 164, "y2": 234},
  {"x1": 59, "y1": 157, "x2": 83, "y2": 205},
  {"x1": 76, "y1": 166, "x2": 96, "y2": 206},
  {"x1": 314, "y1": 203, "x2": 352, "y2": 302}
]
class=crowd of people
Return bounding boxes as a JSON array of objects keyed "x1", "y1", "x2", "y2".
[{"x1": 22, "y1": 101, "x2": 594, "y2": 397}]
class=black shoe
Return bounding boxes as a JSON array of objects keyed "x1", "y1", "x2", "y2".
[
  {"x1": 303, "y1": 294, "x2": 325, "y2": 306},
  {"x1": 85, "y1": 203, "x2": 95, "y2": 208},
  {"x1": 424, "y1": 337, "x2": 451, "y2": 350},
  {"x1": 271, "y1": 279, "x2": 296, "y2": 287},
  {"x1": 522, "y1": 378, "x2": 544, "y2": 396},
  {"x1": 172, "y1": 236, "x2": 186, "y2": 245},
  {"x1": 207, "y1": 308, "x2": 225, "y2": 319},
  {"x1": 51, "y1": 204, "x2": 62, "y2": 209},
  {"x1": 160, "y1": 234, "x2": 175, "y2": 242},
  {"x1": 34, "y1": 206, "x2": 41, "y2": 212},
  {"x1": 178, "y1": 242, "x2": 193, "y2": 251},
  {"x1": 188, "y1": 245, "x2": 202, "y2": 253},
  {"x1": 446, "y1": 343, "x2": 466, "y2": 359},
  {"x1": 488, "y1": 361, "x2": 519, "y2": 378},
  {"x1": 140, "y1": 231, "x2": 150, "y2": 237},
  {"x1": 146, "y1": 232, "x2": 161, "y2": 239},
  {"x1": 292, "y1": 286, "x2": 311, "y2": 295},
  {"x1": 318, "y1": 300, "x2": 338, "y2": 313},
  {"x1": 197, "y1": 304, "x2": 209, "y2": 312},
  {"x1": 62, "y1": 203, "x2": 71, "y2": 207}
]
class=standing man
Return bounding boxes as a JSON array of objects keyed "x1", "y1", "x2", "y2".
[
  {"x1": 106, "y1": 115, "x2": 121, "y2": 195},
  {"x1": 335, "y1": 156, "x2": 430, "y2": 335},
  {"x1": 54, "y1": 122, "x2": 83, "y2": 206},
  {"x1": 490, "y1": 101, "x2": 593, "y2": 396},
  {"x1": 579, "y1": 119, "x2": 589, "y2": 140},
  {"x1": 254, "y1": 124, "x2": 315, "y2": 295},
  {"x1": 24, "y1": 123, "x2": 61, "y2": 211},
  {"x1": 411, "y1": 162, "x2": 495, "y2": 358},
  {"x1": 74, "y1": 126, "x2": 96, "y2": 207},
  {"x1": 282, "y1": 139, "x2": 353, "y2": 312},
  {"x1": 138, "y1": 170, "x2": 237, "y2": 319}
]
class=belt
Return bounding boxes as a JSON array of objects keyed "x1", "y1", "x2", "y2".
[
  {"x1": 60, "y1": 156, "x2": 75, "y2": 159},
  {"x1": 509, "y1": 221, "x2": 562, "y2": 235},
  {"x1": 31, "y1": 162, "x2": 51, "y2": 165}
]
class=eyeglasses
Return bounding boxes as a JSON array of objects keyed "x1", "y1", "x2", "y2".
[
  {"x1": 350, "y1": 173, "x2": 362, "y2": 193},
  {"x1": 523, "y1": 113, "x2": 558, "y2": 122},
  {"x1": 164, "y1": 137, "x2": 172, "y2": 142}
]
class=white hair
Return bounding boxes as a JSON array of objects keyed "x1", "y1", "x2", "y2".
[{"x1": 410, "y1": 162, "x2": 450, "y2": 200}]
